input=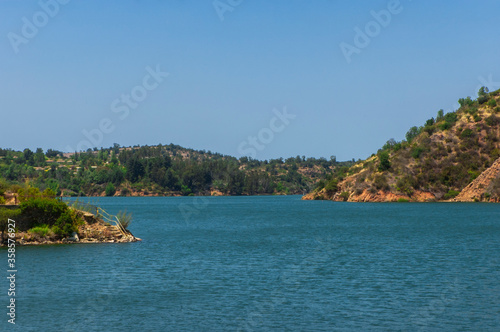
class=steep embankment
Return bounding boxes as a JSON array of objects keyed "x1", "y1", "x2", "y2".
[
  {"x1": 454, "y1": 157, "x2": 500, "y2": 202},
  {"x1": 304, "y1": 88, "x2": 500, "y2": 202}
]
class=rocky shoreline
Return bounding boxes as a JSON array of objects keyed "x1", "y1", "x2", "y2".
[{"x1": 1, "y1": 209, "x2": 141, "y2": 247}]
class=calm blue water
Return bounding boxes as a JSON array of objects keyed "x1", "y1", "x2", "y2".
[{"x1": 2, "y1": 196, "x2": 500, "y2": 331}]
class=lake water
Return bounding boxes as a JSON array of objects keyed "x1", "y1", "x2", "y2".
[{"x1": 3, "y1": 196, "x2": 500, "y2": 331}]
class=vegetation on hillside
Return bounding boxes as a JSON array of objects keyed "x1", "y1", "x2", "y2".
[
  {"x1": 0, "y1": 187, "x2": 82, "y2": 242},
  {"x1": 311, "y1": 87, "x2": 500, "y2": 202},
  {"x1": 0, "y1": 143, "x2": 353, "y2": 197}
]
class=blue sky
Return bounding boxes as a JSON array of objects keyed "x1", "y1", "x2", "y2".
[{"x1": 1, "y1": 0, "x2": 499, "y2": 161}]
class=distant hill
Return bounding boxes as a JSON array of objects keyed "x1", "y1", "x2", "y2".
[
  {"x1": 304, "y1": 87, "x2": 500, "y2": 202},
  {"x1": 0, "y1": 143, "x2": 353, "y2": 197}
]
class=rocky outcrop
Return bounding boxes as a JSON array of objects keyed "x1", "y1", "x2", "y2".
[
  {"x1": 302, "y1": 188, "x2": 435, "y2": 202},
  {"x1": 2, "y1": 208, "x2": 141, "y2": 246},
  {"x1": 454, "y1": 157, "x2": 500, "y2": 202},
  {"x1": 336, "y1": 189, "x2": 435, "y2": 202}
]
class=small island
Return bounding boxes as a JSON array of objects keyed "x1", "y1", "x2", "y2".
[{"x1": 0, "y1": 187, "x2": 140, "y2": 246}]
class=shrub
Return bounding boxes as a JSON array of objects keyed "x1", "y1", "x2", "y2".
[
  {"x1": 473, "y1": 114, "x2": 482, "y2": 122},
  {"x1": 460, "y1": 128, "x2": 474, "y2": 139},
  {"x1": 396, "y1": 175, "x2": 416, "y2": 195},
  {"x1": 468, "y1": 107, "x2": 478, "y2": 115},
  {"x1": 423, "y1": 125, "x2": 436, "y2": 135},
  {"x1": 378, "y1": 151, "x2": 391, "y2": 171},
  {"x1": 116, "y1": 210, "x2": 133, "y2": 230},
  {"x1": 478, "y1": 96, "x2": 489, "y2": 104},
  {"x1": 485, "y1": 115, "x2": 500, "y2": 126},
  {"x1": 438, "y1": 122, "x2": 452, "y2": 130},
  {"x1": 105, "y1": 183, "x2": 116, "y2": 197},
  {"x1": 488, "y1": 99, "x2": 497, "y2": 108},
  {"x1": 19, "y1": 197, "x2": 80, "y2": 237},
  {"x1": 373, "y1": 174, "x2": 389, "y2": 191},
  {"x1": 397, "y1": 198, "x2": 409, "y2": 203},
  {"x1": 18, "y1": 187, "x2": 56, "y2": 203},
  {"x1": 339, "y1": 192, "x2": 350, "y2": 202},
  {"x1": 411, "y1": 146, "x2": 425, "y2": 159},
  {"x1": 443, "y1": 112, "x2": 458, "y2": 123},
  {"x1": 458, "y1": 97, "x2": 474, "y2": 107},
  {"x1": 324, "y1": 179, "x2": 338, "y2": 195},
  {"x1": 28, "y1": 225, "x2": 51, "y2": 237},
  {"x1": 20, "y1": 198, "x2": 67, "y2": 229},
  {"x1": 315, "y1": 180, "x2": 326, "y2": 191},
  {"x1": 405, "y1": 126, "x2": 420, "y2": 143},
  {"x1": 444, "y1": 190, "x2": 460, "y2": 200}
]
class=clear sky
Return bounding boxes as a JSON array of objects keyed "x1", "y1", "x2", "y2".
[{"x1": 1, "y1": 0, "x2": 499, "y2": 161}]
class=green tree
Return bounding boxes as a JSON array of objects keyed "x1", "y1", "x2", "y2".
[
  {"x1": 378, "y1": 151, "x2": 391, "y2": 171},
  {"x1": 436, "y1": 109, "x2": 444, "y2": 121},
  {"x1": 478, "y1": 86, "x2": 489, "y2": 97},
  {"x1": 105, "y1": 183, "x2": 116, "y2": 196},
  {"x1": 405, "y1": 126, "x2": 420, "y2": 143}
]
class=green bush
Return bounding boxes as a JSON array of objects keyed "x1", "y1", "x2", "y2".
[
  {"x1": 438, "y1": 122, "x2": 452, "y2": 130},
  {"x1": 116, "y1": 210, "x2": 133, "y2": 230},
  {"x1": 444, "y1": 190, "x2": 460, "y2": 200},
  {"x1": 19, "y1": 197, "x2": 80, "y2": 237},
  {"x1": 478, "y1": 96, "x2": 489, "y2": 104},
  {"x1": 29, "y1": 225, "x2": 51, "y2": 237},
  {"x1": 411, "y1": 146, "x2": 425, "y2": 159},
  {"x1": 485, "y1": 115, "x2": 500, "y2": 126},
  {"x1": 378, "y1": 151, "x2": 391, "y2": 171},
  {"x1": 105, "y1": 183, "x2": 116, "y2": 197},
  {"x1": 373, "y1": 174, "x2": 390, "y2": 191},
  {"x1": 396, "y1": 175, "x2": 416, "y2": 195},
  {"x1": 443, "y1": 112, "x2": 458, "y2": 123},
  {"x1": 460, "y1": 128, "x2": 474, "y2": 139},
  {"x1": 339, "y1": 192, "x2": 350, "y2": 201},
  {"x1": 324, "y1": 179, "x2": 338, "y2": 195},
  {"x1": 20, "y1": 198, "x2": 67, "y2": 228},
  {"x1": 488, "y1": 99, "x2": 497, "y2": 108},
  {"x1": 405, "y1": 126, "x2": 420, "y2": 143},
  {"x1": 397, "y1": 198, "x2": 410, "y2": 203}
]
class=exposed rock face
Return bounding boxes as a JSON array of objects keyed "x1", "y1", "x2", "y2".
[
  {"x1": 454, "y1": 157, "x2": 500, "y2": 202},
  {"x1": 301, "y1": 188, "x2": 435, "y2": 202},
  {"x1": 336, "y1": 189, "x2": 435, "y2": 202}
]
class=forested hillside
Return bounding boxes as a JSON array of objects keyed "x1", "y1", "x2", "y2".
[
  {"x1": 305, "y1": 87, "x2": 500, "y2": 202},
  {"x1": 0, "y1": 143, "x2": 352, "y2": 197}
]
